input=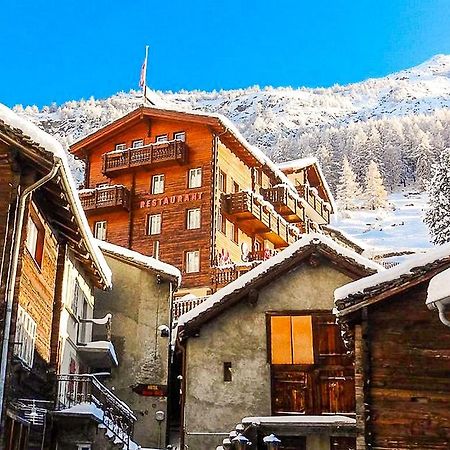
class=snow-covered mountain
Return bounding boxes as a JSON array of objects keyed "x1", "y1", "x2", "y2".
[{"x1": 14, "y1": 55, "x2": 449, "y2": 250}]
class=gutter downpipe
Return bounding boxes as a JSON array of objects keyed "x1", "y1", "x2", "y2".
[{"x1": 0, "y1": 160, "x2": 61, "y2": 424}]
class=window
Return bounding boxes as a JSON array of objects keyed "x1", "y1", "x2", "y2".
[
  {"x1": 231, "y1": 222, "x2": 239, "y2": 243},
  {"x1": 147, "y1": 214, "x2": 162, "y2": 235},
  {"x1": 270, "y1": 316, "x2": 314, "y2": 364},
  {"x1": 151, "y1": 174, "x2": 165, "y2": 194},
  {"x1": 223, "y1": 362, "x2": 232, "y2": 382},
  {"x1": 174, "y1": 131, "x2": 186, "y2": 142},
  {"x1": 187, "y1": 208, "x2": 201, "y2": 230},
  {"x1": 115, "y1": 143, "x2": 126, "y2": 151},
  {"x1": 152, "y1": 241, "x2": 160, "y2": 260},
  {"x1": 218, "y1": 211, "x2": 226, "y2": 234},
  {"x1": 254, "y1": 168, "x2": 262, "y2": 186},
  {"x1": 185, "y1": 250, "x2": 200, "y2": 273},
  {"x1": 94, "y1": 221, "x2": 107, "y2": 240},
  {"x1": 232, "y1": 181, "x2": 240, "y2": 193},
  {"x1": 77, "y1": 445, "x2": 92, "y2": 450},
  {"x1": 155, "y1": 134, "x2": 168, "y2": 143},
  {"x1": 219, "y1": 170, "x2": 227, "y2": 192},
  {"x1": 71, "y1": 279, "x2": 84, "y2": 314},
  {"x1": 25, "y1": 216, "x2": 44, "y2": 265},
  {"x1": 132, "y1": 139, "x2": 144, "y2": 148},
  {"x1": 14, "y1": 306, "x2": 37, "y2": 367},
  {"x1": 188, "y1": 168, "x2": 202, "y2": 188},
  {"x1": 96, "y1": 182, "x2": 109, "y2": 188},
  {"x1": 79, "y1": 298, "x2": 89, "y2": 344}
]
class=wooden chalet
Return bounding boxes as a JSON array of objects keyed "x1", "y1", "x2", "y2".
[
  {"x1": 175, "y1": 233, "x2": 382, "y2": 450},
  {"x1": 0, "y1": 104, "x2": 139, "y2": 450},
  {"x1": 334, "y1": 244, "x2": 450, "y2": 450},
  {"x1": 70, "y1": 106, "x2": 334, "y2": 295}
]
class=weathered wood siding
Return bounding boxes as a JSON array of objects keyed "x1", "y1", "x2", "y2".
[
  {"x1": 365, "y1": 284, "x2": 450, "y2": 449},
  {"x1": 18, "y1": 203, "x2": 59, "y2": 363}
]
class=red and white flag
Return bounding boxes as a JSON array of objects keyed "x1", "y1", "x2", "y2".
[{"x1": 139, "y1": 46, "x2": 149, "y2": 89}]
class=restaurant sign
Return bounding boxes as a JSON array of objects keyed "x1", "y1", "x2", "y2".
[{"x1": 139, "y1": 191, "x2": 204, "y2": 208}]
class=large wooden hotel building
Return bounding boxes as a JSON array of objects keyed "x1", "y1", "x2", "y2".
[{"x1": 71, "y1": 106, "x2": 333, "y2": 295}]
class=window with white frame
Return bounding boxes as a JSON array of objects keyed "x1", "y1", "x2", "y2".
[
  {"x1": 174, "y1": 131, "x2": 186, "y2": 142},
  {"x1": 26, "y1": 215, "x2": 45, "y2": 266},
  {"x1": 94, "y1": 221, "x2": 107, "y2": 240},
  {"x1": 188, "y1": 168, "x2": 202, "y2": 188},
  {"x1": 14, "y1": 306, "x2": 37, "y2": 367},
  {"x1": 115, "y1": 143, "x2": 126, "y2": 151},
  {"x1": 187, "y1": 208, "x2": 201, "y2": 230},
  {"x1": 151, "y1": 174, "x2": 165, "y2": 194},
  {"x1": 152, "y1": 241, "x2": 160, "y2": 260},
  {"x1": 132, "y1": 139, "x2": 144, "y2": 148},
  {"x1": 71, "y1": 279, "x2": 84, "y2": 314},
  {"x1": 155, "y1": 134, "x2": 168, "y2": 143},
  {"x1": 185, "y1": 250, "x2": 200, "y2": 273},
  {"x1": 147, "y1": 214, "x2": 162, "y2": 235}
]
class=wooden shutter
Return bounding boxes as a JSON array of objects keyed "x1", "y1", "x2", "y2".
[
  {"x1": 292, "y1": 316, "x2": 314, "y2": 364},
  {"x1": 270, "y1": 316, "x2": 292, "y2": 364}
]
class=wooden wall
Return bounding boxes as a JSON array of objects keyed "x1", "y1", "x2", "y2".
[
  {"x1": 18, "y1": 203, "x2": 59, "y2": 363},
  {"x1": 85, "y1": 117, "x2": 214, "y2": 289},
  {"x1": 363, "y1": 284, "x2": 450, "y2": 449}
]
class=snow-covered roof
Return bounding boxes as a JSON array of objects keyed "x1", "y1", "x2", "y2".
[
  {"x1": 277, "y1": 156, "x2": 319, "y2": 171},
  {"x1": 427, "y1": 267, "x2": 450, "y2": 306},
  {"x1": 335, "y1": 241, "x2": 450, "y2": 315},
  {"x1": 0, "y1": 103, "x2": 112, "y2": 289},
  {"x1": 96, "y1": 239, "x2": 181, "y2": 286},
  {"x1": 278, "y1": 156, "x2": 336, "y2": 212},
  {"x1": 56, "y1": 402, "x2": 104, "y2": 422},
  {"x1": 177, "y1": 233, "x2": 382, "y2": 334},
  {"x1": 80, "y1": 340, "x2": 119, "y2": 366},
  {"x1": 242, "y1": 415, "x2": 356, "y2": 426}
]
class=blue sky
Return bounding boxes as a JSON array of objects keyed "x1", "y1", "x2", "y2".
[{"x1": 1, "y1": 0, "x2": 450, "y2": 107}]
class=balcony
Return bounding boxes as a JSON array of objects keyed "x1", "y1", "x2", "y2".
[
  {"x1": 260, "y1": 186, "x2": 305, "y2": 223},
  {"x1": 222, "y1": 191, "x2": 299, "y2": 248},
  {"x1": 296, "y1": 184, "x2": 331, "y2": 225},
  {"x1": 79, "y1": 185, "x2": 130, "y2": 213},
  {"x1": 172, "y1": 295, "x2": 210, "y2": 321},
  {"x1": 54, "y1": 374, "x2": 136, "y2": 449},
  {"x1": 102, "y1": 140, "x2": 187, "y2": 175},
  {"x1": 211, "y1": 265, "x2": 253, "y2": 291}
]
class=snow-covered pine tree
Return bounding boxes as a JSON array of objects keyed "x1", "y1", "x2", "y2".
[
  {"x1": 424, "y1": 148, "x2": 450, "y2": 245},
  {"x1": 336, "y1": 157, "x2": 361, "y2": 210},
  {"x1": 363, "y1": 160, "x2": 388, "y2": 210}
]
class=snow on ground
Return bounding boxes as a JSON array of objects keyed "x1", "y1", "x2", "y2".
[{"x1": 332, "y1": 189, "x2": 432, "y2": 254}]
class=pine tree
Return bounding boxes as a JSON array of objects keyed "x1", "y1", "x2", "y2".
[
  {"x1": 336, "y1": 157, "x2": 362, "y2": 210},
  {"x1": 363, "y1": 160, "x2": 388, "y2": 210},
  {"x1": 425, "y1": 148, "x2": 450, "y2": 245}
]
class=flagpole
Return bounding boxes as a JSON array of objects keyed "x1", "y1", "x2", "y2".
[{"x1": 143, "y1": 45, "x2": 149, "y2": 102}]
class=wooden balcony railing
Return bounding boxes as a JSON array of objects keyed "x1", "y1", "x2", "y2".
[
  {"x1": 55, "y1": 374, "x2": 136, "y2": 448},
  {"x1": 222, "y1": 191, "x2": 299, "y2": 247},
  {"x1": 296, "y1": 184, "x2": 331, "y2": 224},
  {"x1": 102, "y1": 140, "x2": 187, "y2": 175},
  {"x1": 211, "y1": 265, "x2": 254, "y2": 291},
  {"x1": 246, "y1": 249, "x2": 278, "y2": 262},
  {"x1": 172, "y1": 296, "x2": 209, "y2": 321},
  {"x1": 260, "y1": 186, "x2": 305, "y2": 223},
  {"x1": 79, "y1": 185, "x2": 130, "y2": 212}
]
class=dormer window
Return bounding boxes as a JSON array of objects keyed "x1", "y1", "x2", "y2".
[
  {"x1": 156, "y1": 134, "x2": 168, "y2": 143},
  {"x1": 115, "y1": 143, "x2": 126, "y2": 151}
]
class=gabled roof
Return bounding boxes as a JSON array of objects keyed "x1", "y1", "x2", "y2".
[
  {"x1": 178, "y1": 233, "x2": 382, "y2": 339},
  {"x1": 69, "y1": 106, "x2": 333, "y2": 209},
  {"x1": 96, "y1": 239, "x2": 181, "y2": 287},
  {"x1": 427, "y1": 267, "x2": 450, "y2": 307},
  {"x1": 0, "y1": 103, "x2": 111, "y2": 289},
  {"x1": 278, "y1": 157, "x2": 335, "y2": 210},
  {"x1": 334, "y1": 242, "x2": 450, "y2": 317}
]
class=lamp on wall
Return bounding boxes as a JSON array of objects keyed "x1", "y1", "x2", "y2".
[
  {"x1": 231, "y1": 434, "x2": 251, "y2": 450},
  {"x1": 263, "y1": 434, "x2": 281, "y2": 450}
]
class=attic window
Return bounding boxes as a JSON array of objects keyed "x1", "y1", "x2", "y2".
[{"x1": 25, "y1": 216, "x2": 44, "y2": 267}]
